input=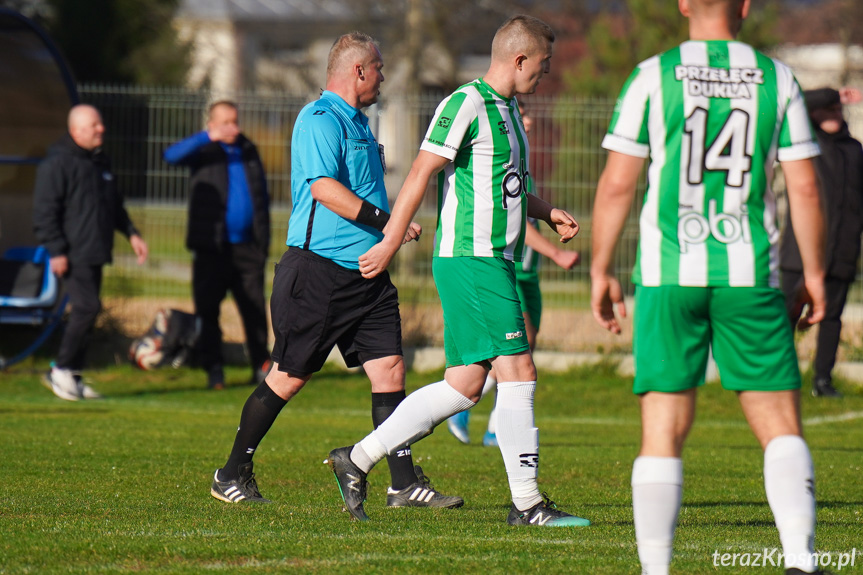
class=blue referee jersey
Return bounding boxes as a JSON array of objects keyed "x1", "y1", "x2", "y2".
[{"x1": 286, "y1": 91, "x2": 388, "y2": 269}]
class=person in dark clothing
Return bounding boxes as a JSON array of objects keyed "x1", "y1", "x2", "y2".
[
  {"x1": 33, "y1": 104, "x2": 149, "y2": 401},
  {"x1": 781, "y1": 87, "x2": 863, "y2": 398},
  {"x1": 164, "y1": 101, "x2": 271, "y2": 390}
]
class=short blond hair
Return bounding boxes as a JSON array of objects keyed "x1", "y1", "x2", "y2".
[
  {"x1": 327, "y1": 32, "x2": 380, "y2": 78},
  {"x1": 688, "y1": 0, "x2": 744, "y2": 19},
  {"x1": 208, "y1": 100, "x2": 238, "y2": 118},
  {"x1": 491, "y1": 15, "x2": 555, "y2": 62}
]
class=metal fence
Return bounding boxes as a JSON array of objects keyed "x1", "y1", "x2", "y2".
[
  {"x1": 77, "y1": 84, "x2": 863, "y2": 354},
  {"x1": 78, "y1": 85, "x2": 630, "y2": 308}
]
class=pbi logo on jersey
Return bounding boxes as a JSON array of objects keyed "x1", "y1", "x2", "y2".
[
  {"x1": 519, "y1": 453, "x2": 539, "y2": 468},
  {"x1": 501, "y1": 157, "x2": 529, "y2": 209},
  {"x1": 437, "y1": 116, "x2": 452, "y2": 129},
  {"x1": 497, "y1": 120, "x2": 510, "y2": 135},
  {"x1": 678, "y1": 199, "x2": 752, "y2": 253},
  {"x1": 505, "y1": 330, "x2": 524, "y2": 340}
]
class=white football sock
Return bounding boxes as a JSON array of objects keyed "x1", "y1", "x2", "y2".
[
  {"x1": 483, "y1": 373, "x2": 498, "y2": 433},
  {"x1": 351, "y1": 380, "x2": 475, "y2": 473},
  {"x1": 764, "y1": 435, "x2": 817, "y2": 573},
  {"x1": 632, "y1": 456, "x2": 683, "y2": 575},
  {"x1": 481, "y1": 373, "x2": 497, "y2": 397},
  {"x1": 495, "y1": 381, "x2": 542, "y2": 510},
  {"x1": 486, "y1": 404, "x2": 497, "y2": 434}
]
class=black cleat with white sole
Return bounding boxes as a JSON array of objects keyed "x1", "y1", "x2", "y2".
[
  {"x1": 327, "y1": 446, "x2": 369, "y2": 521},
  {"x1": 210, "y1": 462, "x2": 271, "y2": 503},
  {"x1": 386, "y1": 465, "x2": 464, "y2": 509}
]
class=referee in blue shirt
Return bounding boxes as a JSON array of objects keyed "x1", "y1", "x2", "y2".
[
  {"x1": 210, "y1": 32, "x2": 463, "y2": 511},
  {"x1": 164, "y1": 101, "x2": 271, "y2": 389}
]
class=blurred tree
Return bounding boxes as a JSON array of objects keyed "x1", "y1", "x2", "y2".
[
  {"x1": 357, "y1": 0, "x2": 532, "y2": 95},
  {"x1": 563, "y1": 0, "x2": 781, "y2": 97},
  {"x1": 0, "y1": 0, "x2": 52, "y2": 19},
  {"x1": 40, "y1": 0, "x2": 189, "y2": 85},
  {"x1": 829, "y1": 0, "x2": 863, "y2": 85}
]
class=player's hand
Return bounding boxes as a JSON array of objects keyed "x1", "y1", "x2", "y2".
[
  {"x1": 552, "y1": 250, "x2": 580, "y2": 270},
  {"x1": 208, "y1": 124, "x2": 239, "y2": 143},
  {"x1": 796, "y1": 274, "x2": 826, "y2": 330},
  {"x1": 130, "y1": 234, "x2": 149, "y2": 265},
  {"x1": 591, "y1": 273, "x2": 626, "y2": 334},
  {"x1": 359, "y1": 240, "x2": 398, "y2": 279},
  {"x1": 49, "y1": 254, "x2": 68, "y2": 277},
  {"x1": 549, "y1": 208, "x2": 579, "y2": 243},
  {"x1": 403, "y1": 221, "x2": 422, "y2": 244},
  {"x1": 839, "y1": 86, "x2": 862, "y2": 105}
]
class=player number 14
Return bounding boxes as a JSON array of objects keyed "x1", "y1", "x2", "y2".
[{"x1": 684, "y1": 107, "x2": 752, "y2": 188}]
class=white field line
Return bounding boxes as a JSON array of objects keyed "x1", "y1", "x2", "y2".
[{"x1": 803, "y1": 410, "x2": 863, "y2": 426}]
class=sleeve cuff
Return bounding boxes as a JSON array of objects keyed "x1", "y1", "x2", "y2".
[
  {"x1": 420, "y1": 140, "x2": 459, "y2": 162},
  {"x1": 777, "y1": 142, "x2": 821, "y2": 162},
  {"x1": 601, "y1": 133, "x2": 650, "y2": 159}
]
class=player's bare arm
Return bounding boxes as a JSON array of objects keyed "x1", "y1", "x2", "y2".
[
  {"x1": 590, "y1": 151, "x2": 644, "y2": 334},
  {"x1": 782, "y1": 157, "x2": 827, "y2": 329},
  {"x1": 359, "y1": 150, "x2": 449, "y2": 279},
  {"x1": 525, "y1": 193, "x2": 579, "y2": 242}
]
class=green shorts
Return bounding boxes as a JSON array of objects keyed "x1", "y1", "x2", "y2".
[
  {"x1": 633, "y1": 286, "x2": 800, "y2": 394},
  {"x1": 433, "y1": 256, "x2": 530, "y2": 367},
  {"x1": 515, "y1": 270, "x2": 542, "y2": 330}
]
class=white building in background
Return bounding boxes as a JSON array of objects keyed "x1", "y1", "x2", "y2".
[
  {"x1": 172, "y1": 0, "x2": 490, "y2": 186},
  {"x1": 774, "y1": 43, "x2": 863, "y2": 90},
  {"x1": 174, "y1": 0, "x2": 359, "y2": 98},
  {"x1": 173, "y1": 0, "x2": 487, "y2": 98},
  {"x1": 773, "y1": 43, "x2": 863, "y2": 135}
]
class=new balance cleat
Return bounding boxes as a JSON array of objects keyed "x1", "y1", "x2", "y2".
[
  {"x1": 42, "y1": 367, "x2": 80, "y2": 401},
  {"x1": 327, "y1": 446, "x2": 369, "y2": 521},
  {"x1": 210, "y1": 462, "x2": 271, "y2": 503},
  {"x1": 447, "y1": 410, "x2": 470, "y2": 444},
  {"x1": 507, "y1": 493, "x2": 590, "y2": 527},
  {"x1": 386, "y1": 465, "x2": 464, "y2": 508},
  {"x1": 482, "y1": 430, "x2": 498, "y2": 447}
]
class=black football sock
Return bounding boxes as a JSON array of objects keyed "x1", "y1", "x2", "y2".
[
  {"x1": 372, "y1": 390, "x2": 418, "y2": 490},
  {"x1": 220, "y1": 381, "x2": 287, "y2": 481}
]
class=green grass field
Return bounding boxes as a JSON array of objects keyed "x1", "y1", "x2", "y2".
[{"x1": 2, "y1": 362, "x2": 861, "y2": 574}]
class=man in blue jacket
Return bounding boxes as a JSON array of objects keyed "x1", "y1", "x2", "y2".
[{"x1": 164, "y1": 102, "x2": 271, "y2": 389}]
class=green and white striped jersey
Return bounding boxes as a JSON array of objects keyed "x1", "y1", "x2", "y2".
[
  {"x1": 602, "y1": 40, "x2": 819, "y2": 288},
  {"x1": 421, "y1": 78, "x2": 529, "y2": 260}
]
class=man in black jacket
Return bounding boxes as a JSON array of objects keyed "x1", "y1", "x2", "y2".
[
  {"x1": 33, "y1": 104, "x2": 149, "y2": 401},
  {"x1": 781, "y1": 87, "x2": 863, "y2": 398},
  {"x1": 164, "y1": 101, "x2": 271, "y2": 389}
]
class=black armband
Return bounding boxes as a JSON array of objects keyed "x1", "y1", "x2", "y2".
[{"x1": 356, "y1": 200, "x2": 390, "y2": 232}]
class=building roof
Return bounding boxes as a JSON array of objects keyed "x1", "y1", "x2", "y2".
[{"x1": 177, "y1": 0, "x2": 356, "y2": 22}]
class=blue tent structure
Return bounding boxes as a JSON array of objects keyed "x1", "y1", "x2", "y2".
[{"x1": 0, "y1": 8, "x2": 78, "y2": 368}]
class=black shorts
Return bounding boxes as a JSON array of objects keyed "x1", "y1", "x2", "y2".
[{"x1": 270, "y1": 248, "x2": 402, "y2": 377}]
